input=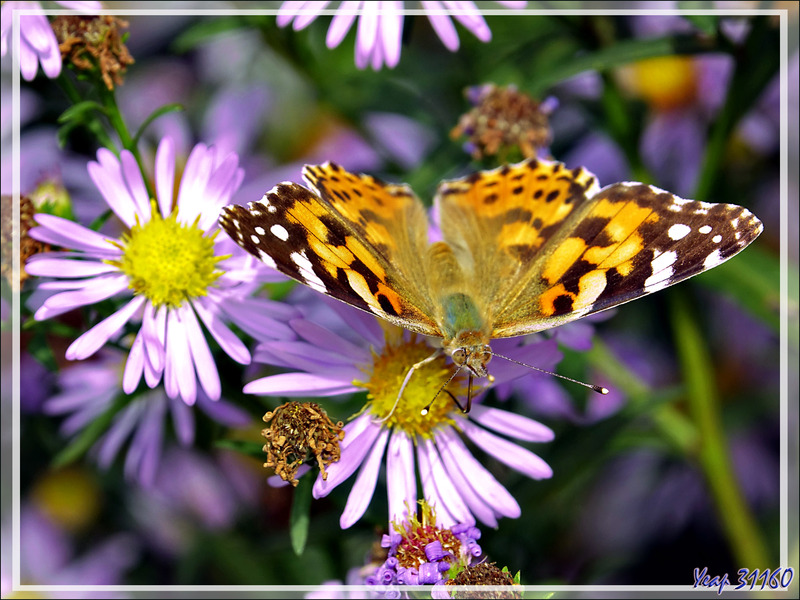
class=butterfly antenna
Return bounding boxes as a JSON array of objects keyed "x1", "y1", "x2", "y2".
[
  {"x1": 421, "y1": 365, "x2": 464, "y2": 416},
  {"x1": 490, "y1": 351, "x2": 609, "y2": 395}
]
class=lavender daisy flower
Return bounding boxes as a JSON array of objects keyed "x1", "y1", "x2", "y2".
[
  {"x1": 43, "y1": 350, "x2": 253, "y2": 486},
  {"x1": 277, "y1": 1, "x2": 528, "y2": 70},
  {"x1": 0, "y1": 1, "x2": 101, "y2": 81},
  {"x1": 26, "y1": 136, "x2": 295, "y2": 405},
  {"x1": 251, "y1": 293, "x2": 558, "y2": 529}
]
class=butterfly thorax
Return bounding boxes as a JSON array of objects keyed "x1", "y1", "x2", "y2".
[{"x1": 440, "y1": 292, "x2": 493, "y2": 378}]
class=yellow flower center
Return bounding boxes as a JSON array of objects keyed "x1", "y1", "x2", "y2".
[
  {"x1": 354, "y1": 327, "x2": 470, "y2": 438},
  {"x1": 108, "y1": 202, "x2": 226, "y2": 307}
]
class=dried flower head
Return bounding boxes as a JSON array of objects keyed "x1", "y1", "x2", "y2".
[
  {"x1": 1, "y1": 195, "x2": 52, "y2": 287},
  {"x1": 451, "y1": 84, "x2": 554, "y2": 161},
  {"x1": 446, "y1": 562, "x2": 521, "y2": 598},
  {"x1": 53, "y1": 15, "x2": 134, "y2": 90},
  {"x1": 261, "y1": 401, "x2": 344, "y2": 486}
]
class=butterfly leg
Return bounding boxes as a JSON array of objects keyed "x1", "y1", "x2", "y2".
[{"x1": 373, "y1": 349, "x2": 443, "y2": 423}]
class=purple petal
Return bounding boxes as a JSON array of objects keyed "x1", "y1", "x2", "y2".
[
  {"x1": 378, "y1": 2, "x2": 403, "y2": 68},
  {"x1": 120, "y1": 149, "x2": 150, "y2": 220},
  {"x1": 25, "y1": 256, "x2": 118, "y2": 278},
  {"x1": 291, "y1": 318, "x2": 370, "y2": 362},
  {"x1": 55, "y1": 1, "x2": 104, "y2": 10},
  {"x1": 417, "y1": 441, "x2": 457, "y2": 528},
  {"x1": 244, "y1": 372, "x2": 357, "y2": 397},
  {"x1": 340, "y1": 427, "x2": 390, "y2": 528},
  {"x1": 181, "y1": 303, "x2": 221, "y2": 400},
  {"x1": 276, "y1": 1, "x2": 306, "y2": 27},
  {"x1": 141, "y1": 302, "x2": 165, "y2": 374},
  {"x1": 420, "y1": 437, "x2": 474, "y2": 525},
  {"x1": 19, "y1": 36, "x2": 39, "y2": 81},
  {"x1": 65, "y1": 295, "x2": 145, "y2": 360},
  {"x1": 155, "y1": 136, "x2": 176, "y2": 218},
  {"x1": 96, "y1": 401, "x2": 145, "y2": 469},
  {"x1": 422, "y1": 3, "x2": 460, "y2": 51},
  {"x1": 447, "y1": 1, "x2": 491, "y2": 42},
  {"x1": 197, "y1": 153, "x2": 242, "y2": 231},
  {"x1": 123, "y1": 331, "x2": 146, "y2": 393},
  {"x1": 169, "y1": 395, "x2": 195, "y2": 445},
  {"x1": 20, "y1": 11, "x2": 53, "y2": 53},
  {"x1": 175, "y1": 143, "x2": 213, "y2": 225},
  {"x1": 193, "y1": 296, "x2": 251, "y2": 365},
  {"x1": 468, "y1": 405, "x2": 554, "y2": 442},
  {"x1": 216, "y1": 292, "x2": 296, "y2": 341},
  {"x1": 460, "y1": 419, "x2": 553, "y2": 480},
  {"x1": 313, "y1": 415, "x2": 381, "y2": 497},
  {"x1": 197, "y1": 393, "x2": 251, "y2": 427},
  {"x1": 30, "y1": 213, "x2": 118, "y2": 253},
  {"x1": 326, "y1": 0, "x2": 360, "y2": 47},
  {"x1": 89, "y1": 148, "x2": 139, "y2": 228},
  {"x1": 165, "y1": 308, "x2": 197, "y2": 405},
  {"x1": 386, "y1": 429, "x2": 416, "y2": 523},
  {"x1": 435, "y1": 431, "x2": 499, "y2": 527},
  {"x1": 36, "y1": 273, "x2": 129, "y2": 317},
  {"x1": 354, "y1": 2, "x2": 378, "y2": 69},
  {"x1": 125, "y1": 395, "x2": 166, "y2": 486},
  {"x1": 438, "y1": 426, "x2": 521, "y2": 518}
]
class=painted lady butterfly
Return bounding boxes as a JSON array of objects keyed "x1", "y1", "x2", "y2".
[{"x1": 219, "y1": 158, "x2": 762, "y2": 394}]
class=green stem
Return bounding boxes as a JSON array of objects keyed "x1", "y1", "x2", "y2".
[
  {"x1": 97, "y1": 85, "x2": 155, "y2": 199},
  {"x1": 56, "y1": 71, "x2": 117, "y2": 151},
  {"x1": 669, "y1": 290, "x2": 771, "y2": 568}
]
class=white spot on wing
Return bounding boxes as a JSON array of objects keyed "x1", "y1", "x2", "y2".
[
  {"x1": 713, "y1": 235, "x2": 722, "y2": 244},
  {"x1": 290, "y1": 250, "x2": 327, "y2": 294},
  {"x1": 257, "y1": 249, "x2": 277, "y2": 270},
  {"x1": 668, "y1": 224, "x2": 691, "y2": 240},
  {"x1": 271, "y1": 224, "x2": 289, "y2": 241},
  {"x1": 704, "y1": 249, "x2": 724, "y2": 269},
  {"x1": 254, "y1": 226, "x2": 266, "y2": 235},
  {"x1": 699, "y1": 225, "x2": 712, "y2": 234},
  {"x1": 250, "y1": 234, "x2": 260, "y2": 245},
  {"x1": 644, "y1": 250, "x2": 677, "y2": 293}
]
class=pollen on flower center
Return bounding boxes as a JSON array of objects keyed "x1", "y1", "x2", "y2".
[
  {"x1": 110, "y1": 203, "x2": 223, "y2": 307},
  {"x1": 354, "y1": 329, "x2": 469, "y2": 437}
]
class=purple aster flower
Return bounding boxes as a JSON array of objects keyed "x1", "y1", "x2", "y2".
[
  {"x1": 42, "y1": 349, "x2": 252, "y2": 485},
  {"x1": 0, "y1": 1, "x2": 101, "y2": 81},
  {"x1": 26, "y1": 136, "x2": 295, "y2": 405},
  {"x1": 277, "y1": 1, "x2": 528, "y2": 70},
  {"x1": 128, "y1": 447, "x2": 261, "y2": 557},
  {"x1": 2, "y1": 503, "x2": 137, "y2": 594},
  {"x1": 251, "y1": 292, "x2": 558, "y2": 529}
]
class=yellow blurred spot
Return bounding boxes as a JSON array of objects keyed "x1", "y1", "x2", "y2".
[
  {"x1": 625, "y1": 56, "x2": 697, "y2": 110},
  {"x1": 31, "y1": 467, "x2": 102, "y2": 534}
]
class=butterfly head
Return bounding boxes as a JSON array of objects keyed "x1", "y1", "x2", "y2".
[{"x1": 445, "y1": 331, "x2": 494, "y2": 380}]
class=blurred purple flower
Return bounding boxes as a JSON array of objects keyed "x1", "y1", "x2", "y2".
[
  {"x1": 1, "y1": 504, "x2": 137, "y2": 594},
  {"x1": 0, "y1": 1, "x2": 101, "y2": 81},
  {"x1": 42, "y1": 350, "x2": 252, "y2": 486},
  {"x1": 277, "y1": 1, "x2": 527, "y2": 70},
  {"x1": 128, "y1": 447, "x2": 261, "y2": 556},
  {"x1": 26, "y1": 136, "x2": 295, "y2": 405},
  {"x1": 251, "y1": 293, "x2": 557, "y2": 529}
]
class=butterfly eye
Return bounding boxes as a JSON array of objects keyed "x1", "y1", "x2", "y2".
[
  {"x1": 482, "y1": 344, "x2": 493, "y2": 364},
  {"x1": 452, "y1": 348, "x2": 467, "y2": 365}
]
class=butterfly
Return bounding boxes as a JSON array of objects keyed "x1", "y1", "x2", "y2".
[{"x1": 219, "y1": 158, "x2": 763, "y2": 408}]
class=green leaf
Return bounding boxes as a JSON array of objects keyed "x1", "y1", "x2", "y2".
[
  {"x1": 51, "y1": 392, "x2": 130, "y2": 468},
  {"x1": 215, "y1": 438, "x2": 265, "y2": 459},
  {"x1": 57, "y1": 100, "x2": 108, "y2": 124},
  {"x1": 289, "y1": 473, "x2": 312, "y2": 556},
  {"x1": 131, "y1": 103, "x2": 185, "y2": 148},
  {"x1": 676, "y1": 3, "x2": 721, "y2": 36},
  {"x1": 171, "y1": 16, "x2": 252, "y2": 54}
]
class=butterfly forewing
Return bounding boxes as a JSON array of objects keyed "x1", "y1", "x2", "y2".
[
  {"x1": 218, "y1": 170, "x2": 440, "y2": 336},
  {"x1": 489, "y1": 181, "x2": 763, "y2": 337}
]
